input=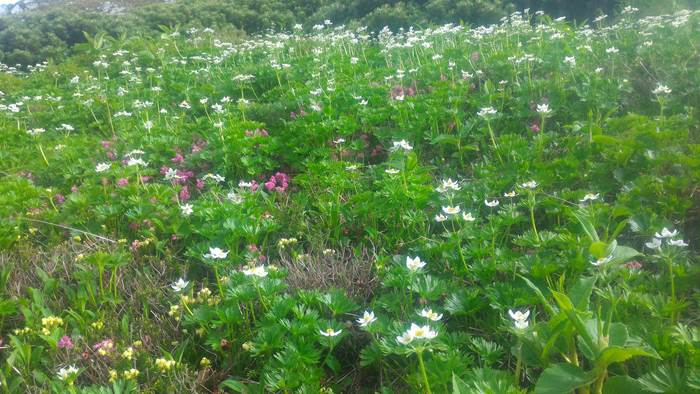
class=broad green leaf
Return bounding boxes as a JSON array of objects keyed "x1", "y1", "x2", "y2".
[
  {"x1": 596, "y1": 346, "x2": 659, "y2": 370},
  {"x1": 568, "y1": 276, "x2": 596, "y2": 311},
  {"x1": 589, "y1": 241, "x2": 608, "y2": 258},
  {"x1": 610, "y1": 245, "x2": 640, "y2": 264},
  {"x1": 519, "y1": 275, "x2": 556, "y2": 315},
  {"x1": 603, "y1": 375, "x2": 645, "y2": 394},
  {"x1": 534, "y1": 363, "x2": 596, "y2": 394}
]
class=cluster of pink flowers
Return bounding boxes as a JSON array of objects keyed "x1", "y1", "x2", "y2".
[
  {"x1": 245, "y1": 128, "x2": 269, "y2": 137},
  {"x1": 264, "y1": 172, "x2": 289, "y2": 192},
  {"x1": 390, "y1": 85, "x2": 416, "y2": 100},
  {"x1": 92, "y1": 338, "x2": 113, "y2": 353},
  {"x1": 58, "y1": 335, "x2": 73, "y2": 350},
  {"x1": 53, "y1": 194, "x2": 66, "y2": 205},
  {"x1": 100, "y1": 140, "x2": 117, "y2": 160},
  {"x1": 190, "y1": 139, "x2": 207, "y2": 154},
  {"x1": 290, "y1": 107, "x2": 307, "y2": 119}
]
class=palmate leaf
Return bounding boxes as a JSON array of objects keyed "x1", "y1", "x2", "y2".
[{"x1": 534, "y1": 363, "x2": 597, "y2": 394}]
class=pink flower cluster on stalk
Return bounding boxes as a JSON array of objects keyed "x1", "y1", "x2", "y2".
[
  {"x1": 57, "y1": 335, "x2": 73, "y2": 350},
  {"x1": 264, "y1": 172, "x2": 289, "y2": 192}
]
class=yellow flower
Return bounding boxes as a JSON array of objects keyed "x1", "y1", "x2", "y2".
[
  {"x1": 109, "y1": 370, "x2": 118, "y2": 383},
  {"x1": 200, "y1": 357, "x2": 211, "y2": 367},
  {"x1": 155, "y1": 358, "x2": 176, "y2": 372},
  {"x1": 122, "y1": 347, "x2": 134, "y2": 360},
  {"x1": 123, "y1": 368, "x2": 140, "y2": 380}
]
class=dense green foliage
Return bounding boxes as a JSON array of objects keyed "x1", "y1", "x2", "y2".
[
  {"x1": 1, "y1": 0, "x2": 698, "y2": 66},
  {"x1": 1, "y1": 7, "x2": 699, "y2": 394}
]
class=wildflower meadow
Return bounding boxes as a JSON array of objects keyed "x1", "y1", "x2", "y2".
[{"x1": 0, "y1": 6, "x2": 699, "y2": 394}]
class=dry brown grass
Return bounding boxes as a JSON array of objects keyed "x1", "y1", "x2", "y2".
[{"x1": 277, "y1": 245, "x2": 379, "y2": 301}]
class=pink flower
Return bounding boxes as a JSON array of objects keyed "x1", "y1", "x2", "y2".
[
  {"x1": 264, "y1": 180, "x2": 276, "y2": 190},
  {"x1": 100, "y1": 140, "x2": 112, "y2": 150},
  {"x1": 171, "y1": 153, "x2": 184, "y2": 163},
  {"x1": 117, "y1": 178, "x2": 128, "y2": 187},
  {"x1": 58, "y1": 335, "x2": 73, "y2": 350},
  {"x1": 179, "y1": 186, "x2": 190, "y2": 201},
  {"x1": 53, "y1": 194, "x2": 65, "y2": 205},
  {"x1": 92, "y1": 339, "x2": 113, "y2": 352},
  {"x1": 71, "y1": 185, "x2": 79, "y2": 193},
  {"x1": 196, "y1": 179, "x2": 205, "y2": 189},
  {"x1": 530, "y1": 121, "x2": 541, "y2": 133},
  {"x1": 106, "y1": 151, "x2": 116, "y2": 160}
]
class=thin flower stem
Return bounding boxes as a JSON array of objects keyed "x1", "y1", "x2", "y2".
[{"x1": 416, "y1": 349, "x2": 432, "y2": 394}]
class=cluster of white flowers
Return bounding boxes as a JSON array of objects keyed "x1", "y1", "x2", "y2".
[{"x1": 646, "y1": 228, "x2": 688, "y2": 249}]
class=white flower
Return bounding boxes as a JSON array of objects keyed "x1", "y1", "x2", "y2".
[
  {"x1": 508, "y1": 309, "x2": 530, "y2": 322},
  {"x1": 462, "y1": 212, "x2": 476, "y2": 222},
  {"x1": 164, "y1": 168, "x2": 180, "y2": 181},
  {"x1": 477, "y1": 107, "x2": 498, "y2": 118},
  {"x1": 320, "y1": 328, "x2": 342, "y2": 337},
  {"x1": 243, "y1": 266, "x2": 269, "y2": 277},
  {"x1": 202, "y1": 173, "x2": 225, "y2": 183},
  {"x1": 436, "y1": 178, "x2": 460, "y2": 192},
  {"x1": 204, "y1": 247, "x2": 229, "y2": 259},
  {"x1": 606, "y1": 47, "x2": 619, "y2": 54},
  {"x1": 668, "y1": 239, "x2": 688, "y2": 247},
  {"x1": 434, "y1": 214, "x2": 448, "y2": 222},
  {"x1": 563, "y1": 56, "x2": 576, "y2": 66},
  {"x1": 645, "y1": 238, "x2": 662, "y2": 250},
  {"x1": 407, "y1": 323, "x2": 438, "y2": 340},
  {"x1": 652, "y1": 84, "x2": 672, "y2": 95},
  {"x1": 580, "y1": 193, "x2": 600, "y2": 202},
  {"x1": 504, "y1": 191, "x2": 517, "y2": 198},
  {"x1": 27, "y1": 128, "x2": 46, "y2": 136},
  {"x1": 442, "y1": 206, "x2": 461, "y2": 215},
  {"x1": 420, "y1": 308, "x2": 443, "y2": 321},
  {"x1": 126, "y1": 157, "x2": 148, "y2": 167},
  {"x1": 385, "y1": 168, "x2": 400, "y2": 174},
  {"x1": 57, "y1": 365, "x2": 79, "y2": 381},
  {"x1": 227, "y1": 191, "x2": 243, "y2": 204},
  {"x1": 655, "y1": 227, "x2": 678, "y2": 238},
  {"x1": 391, "y1": 140, "x2": 413, "y2": 152},
  {"x1": 179, "y1": 100, "x2": 191, "y2": 109},
  {"x1": 396, "y1": 331, "x2": 414, "y2": 345},
  {"x1": 514, "y1": 319, "x2": 529, "y2": 330},
  {"x1": 180, "y1": 204, "x2": 193, "y2": 216},
  {"x1": 485, "y1": 199, "x2": 500, "y2": 207},
  {"x1": 406, "y1": 256, "x2": 426, "y2": 272},
  {"x1": 536, "y1": 104, "x2": 551, "y2": 114},
  {"x1": 520, "y1": 180, "x2": 538, "y2": 189},
  {"x1": 357, "y1": 311, "x2": 377, "y2": 327},
  {"x1": 95, "y1": 162, "x2": 110, "y2": 172},
  {"x1": 591, "y1": 255, "x2": 613, "y2": 267},
  {"x1": 171, "y1": 278, "x2": 189, "y2": 292},
  {"x1": 333, "y1": 138, "x2": 345, "y2": 145}
]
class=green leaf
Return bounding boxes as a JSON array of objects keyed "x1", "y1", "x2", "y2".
[
  {"x1": 534, "y1": 363, "x2": 596, "y2": 394},
  {"x1": 568, "y1": 276, "x2": 596, "y2": 311},
  {"x1": 452, "y1": 373, "x2": 470, "y2": 394},
  {"x1": 519, "y1": 275, "x2": 555, "y2": 315},
  {"x1": 603, "y1": 375, "x2": 645, "y2": 394},
  {"x1": 219, "y1": 379, "x2": 248, "y2": 392},
  {"x1": 596, "y1": 346, "x2": 659, "y2": 370},
  {"x1": 589, "y1": 241, "x2": 608, "y2": 258},
  {"x1": 610, "y1": 245, "x2": 640, "y2": 264}
]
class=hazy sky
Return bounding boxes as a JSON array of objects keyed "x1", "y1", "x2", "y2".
[{"x1": 0, "y1": 0, "x2": 17, "y2": 4}]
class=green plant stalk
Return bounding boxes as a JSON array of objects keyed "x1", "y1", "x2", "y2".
[
  {"x1": 514, "y1": 341, "x2": 523, "y2": 386},
  {"x1": 529, "y1": 193, "x2": 540, "y2": 243},
  {"x1": 667, "y1": 256, "x2": 676, "y2": 323},
  {"x1": 37, "y1": 144, "x2": 49, "y2": 166},
  {"x1": 416, "y1": 348, "x2": 432, "y2": 394},
  {"x1": 486, "y1": 121, "x2": 503, "y2": 164}
]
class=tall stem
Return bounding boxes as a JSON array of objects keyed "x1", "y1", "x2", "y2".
[{"x1": 417, "y1": 349, "x2": 432, "y2": 394}]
